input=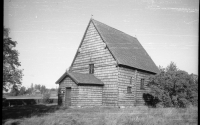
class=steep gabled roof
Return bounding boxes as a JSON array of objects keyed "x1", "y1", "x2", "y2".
[
  {"x1": 91, "y1": 19, "x2": 159, "y2": 74},
  {"x1": 56, "y1": 71, "x2": 104, "y2": 85}
]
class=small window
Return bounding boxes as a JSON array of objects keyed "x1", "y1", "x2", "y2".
[
  {"x1": 127, "y1": 86, "x2": 132, "y2": 93},
  {"x1": 140, "y1": 79, "x2": 145, "y2": 90},
  {"x1": 89, "y1": 64, "x2": 94, "y2": 74},
  {"x1": 130, "y1": 77, "x2": 132, "y2": 84}
]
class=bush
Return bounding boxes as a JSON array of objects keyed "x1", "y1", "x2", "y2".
[
  {"x1": 146, "y1": 62, "x2": 198, "y2": 108},
  {"x1": 177, "y1": 98, "x2": 190, "y2": 108},
  {"x1": 42, "y1": 93, "x2": 51, "y2": 104},
  {"x1": 143, "y1": 93, "x2": 160, "y2": 107}
]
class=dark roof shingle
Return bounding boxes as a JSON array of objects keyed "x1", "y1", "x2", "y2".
[
  {"x1": 92, "y1": 19, "x2": 159, "y2": 74},
  {"x1": 56, "y1": 71, "x2": 104, "y2": 85}
]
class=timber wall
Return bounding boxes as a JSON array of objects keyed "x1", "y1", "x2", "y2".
[
  {"x1": 135, "y1": 70, "x2": 152, "y2": 106},
  {"x1": 118, "y1": 66, "x2": 153, "y2": 106},
  {"x1": 59, "y1": 77, "x2": 79, "y2": 106},
  {"x1": 70, "y1": 22, "x2": 118, "y2": 106},
  {"x1": 59, "y1": 77, "x2": 103, "y2": 106},
  {"x1": 118, "y1": 67, "x2": 135, "y2": 106},
  {"x1": 78, "y1": 85, "x2": 102, "y2": 106}
]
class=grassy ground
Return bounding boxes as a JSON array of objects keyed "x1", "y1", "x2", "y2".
[{"x1": 3, "y1": 105, "x2": 198, "y2": 125}]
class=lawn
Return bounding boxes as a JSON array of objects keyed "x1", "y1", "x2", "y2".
[{"x1": 3, "y1": 104, "x2": 198, "y2": 125}]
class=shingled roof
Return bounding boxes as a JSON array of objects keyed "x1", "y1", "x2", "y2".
[
  {"x1": 56, "y1": 71, "x2": 104, "y2": 85},
  {"x1": 91, "y1": 19, "x2": 159, "y2": 74}
]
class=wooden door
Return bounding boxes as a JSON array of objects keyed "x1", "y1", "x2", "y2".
[{"x1": 65, "y1": 88, "x2": 71, "y2": 107}]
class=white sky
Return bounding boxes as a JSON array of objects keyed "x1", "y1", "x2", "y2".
[{"x1": 4, "y1": 0, "x2": 199, "y2": 89}]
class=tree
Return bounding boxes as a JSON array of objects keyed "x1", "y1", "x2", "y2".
[
  {"x1": 50, "y1": 88, "x2": 56, "y2": 91},
  {"x1": 25, "y1": 88, "x2": 32, "y2": 95},
  {"x1": 3, "y1": 27, "x2": 23, "y2": 92},
  {"x1": 158, "y1": 65, "x2": 165, "y2": 72},
  {"x1": 146, "y1": 62, "x2": 198, "y2": 108},
  {"x1": 24, "y1": 84, "x2": 47, "y2": 95},
  {"x1": 40, "y1": 85, "x2": 47, "y2": 94},
  {"x1": 166, "y1": 61, "x2": 178, "y2": 72},
  {"x1": 34, "y1": 84, "x2": 41, "y2": 91},
  {"x1": 10, "y1": 84, "x2": 19, "y2": 96},
  {"x1": 19, "y1": 86, "x2": 26, "y2": 95},
  {"x1": 42, "y1": 92, "x2": 51, "y2": 103},
  {"x1": 31, "y1": 83, "x2": 34, "y2": 91}
]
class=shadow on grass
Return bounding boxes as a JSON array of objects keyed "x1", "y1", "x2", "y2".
[{"x1": 2, "y1": 104, "x2": 60, "y2": 124}]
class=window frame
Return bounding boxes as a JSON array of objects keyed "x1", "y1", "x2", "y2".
[
  {"x1": 140, "y1": 78, "x2": 145, "y2": 90},
  {"x1": 130, "y1": 77, "x2": 132, "y2": 84},
  {"x1": 127, "y1": 86, "x2": 132, "y2": 93},
  {"x1": 89, "y1": 64, "x2": 94, "y2": 74}
]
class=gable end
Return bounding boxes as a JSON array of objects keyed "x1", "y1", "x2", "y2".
[
  {"x1": 91, "y1": 20, "x2": 119, "y2": 65},
  {"x1": 69, "y1": 19, "x2": 93, "y2": 71}
]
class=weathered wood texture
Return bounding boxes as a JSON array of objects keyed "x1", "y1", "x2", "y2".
[
  {"x1": 118, "y1": 67, "x2": 153, "y2": 106},
  {"x1": 59, "y1": 21, "x2": 155, "y2": 107},
  {"x1": 118, "y1": 67, "x2": 135, "y2": 106},
  {"x1": 78, "y1": 85, "x2": 102, "y2": 106},
  {"x1": 71, "y1": 22, "x2": 117, "y2": 71},
  {"x1": 59, "y1": 77, "x2": 79, "y2": 106},
  {"x1": 135, "y1": 71, "x2": 153, "y2": 106},
  {"x1": 59, "y1": 76, "x2": 103, "y2": 106},
  {"x1": 70, "y1": 22, "x2": 118, "y2": 106}
]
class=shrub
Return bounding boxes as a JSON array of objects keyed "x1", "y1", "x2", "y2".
[
  {"x1": 143, "y1": 93, "x2": 160, "y2": 107},
  {"x1": 146, "y1": 62, "x2": 198, "y2": 108},
  {"x1": 42, "y1": 93, "x2": 51, "y2": 104}
]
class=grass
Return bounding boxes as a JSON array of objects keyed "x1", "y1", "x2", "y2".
[{"x1": 3, "y1": 105, "x2": 198, "y2": 125}]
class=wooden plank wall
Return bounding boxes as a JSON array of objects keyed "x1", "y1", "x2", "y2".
[
  {"x1": 70, "y1": 22, "x2": 118, "y2": 106},
  {"x1": 135, "y1": 71, "x2": 152, "y2": 106},
  {"x1": 78, "y1": 85, "x2": 102, "y2": 106},
  {"x1": 95, "y1": 65, "x2": 118, "y2": 106},
  {"x1": 59, "y1": 77, "x2": 79, "y2": 106},
  {"x1": 118, "y1": 67, "x2": 135, "y2": 106},
  {"x1": 118, "y1": 67, "x2": 153, "y2": 106}
]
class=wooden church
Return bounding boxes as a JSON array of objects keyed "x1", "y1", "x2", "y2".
[{"x1": 56, "y1": 19, "x2": 159, "y2": 107}]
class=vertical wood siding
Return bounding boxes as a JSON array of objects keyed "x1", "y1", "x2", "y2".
[{"x1": 70, "y1": 22, "x2": 118, "y2": 106}]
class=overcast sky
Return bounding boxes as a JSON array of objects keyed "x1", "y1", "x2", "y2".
[{"x1": 4, "y1": 0, "x2": 198, "y2": 89}]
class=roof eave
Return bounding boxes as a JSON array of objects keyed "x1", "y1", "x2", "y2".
[
  {"x1": 118, "y1": 64, "x2": 159, "y2": 74},
  {"x1": 78, "y1": 83, "x2": 104, "y2": 86},
  {"x1": 55, "y1": 72, "x2": 79, "y2": 84},
  {"x1": 55, "y1": 72, "x2": 68, "y2": 84}
]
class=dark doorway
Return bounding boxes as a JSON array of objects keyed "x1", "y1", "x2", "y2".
[{"x1": 65, "y1": 87, "x2": 71, "y2": 107}]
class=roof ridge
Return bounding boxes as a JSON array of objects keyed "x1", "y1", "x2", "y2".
[{"x1": 92, "y1": 19, "x2": 137, "y2": 40}]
